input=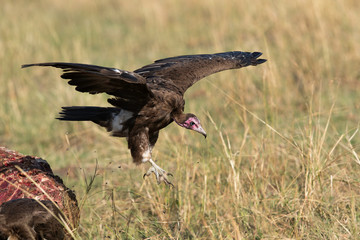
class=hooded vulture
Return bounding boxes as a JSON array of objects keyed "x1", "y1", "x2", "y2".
[{"x1": 22, "y1": 51, "x2": 266, "y2": 186}]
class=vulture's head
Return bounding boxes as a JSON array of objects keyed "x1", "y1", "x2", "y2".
[{"x1": 175, "y1": 113, "x2": 207, "y2": 138}]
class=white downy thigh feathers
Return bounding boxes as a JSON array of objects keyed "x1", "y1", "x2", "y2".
[{"x1": 111, "y1": 109, "x2": 134, "y2": 135}]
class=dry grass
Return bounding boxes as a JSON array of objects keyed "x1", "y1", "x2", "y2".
[{"x1": 1, "y1": 0, "x2": 360, "y2": 239}]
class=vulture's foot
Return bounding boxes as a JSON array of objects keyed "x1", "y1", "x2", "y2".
[{"x1": 143, "y1": 159, "x2": 174, "y2": 187}]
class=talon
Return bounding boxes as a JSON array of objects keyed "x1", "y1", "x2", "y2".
[
  {"x1": 143, "y1": 159, "x2": 174, "y2": 187},
  {"x1": 143, "y1": 166, "x2": 155, "y2": 179}
]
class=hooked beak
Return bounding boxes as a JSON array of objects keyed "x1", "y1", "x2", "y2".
[{"x1": 195, "y1": 125, "x2": 207, "y2": 138}]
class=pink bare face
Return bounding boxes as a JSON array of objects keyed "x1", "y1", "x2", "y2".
[
  {"x1": 182, "y1": 117, "x2": 207, "y2": 138},
  {"x1": 183, "y1": 117, "x2": 200, "y2": 129}
]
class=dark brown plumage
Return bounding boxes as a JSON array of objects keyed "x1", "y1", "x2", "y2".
[
  {"x1": 22, "y1": 51, "x2": 266, "y2": 185},
  {"x1": 0, "y1": 199, "x2": 64, "y2": 240}
]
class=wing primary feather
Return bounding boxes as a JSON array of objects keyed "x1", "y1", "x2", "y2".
[
  {"x1": 134, "y1": 51, "x2": 266, "y2": 94},
  {"x1": 22, "y1": 62, "x2": 154, "y2": 111}
]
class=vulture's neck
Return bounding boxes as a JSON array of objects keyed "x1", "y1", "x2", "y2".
[{"x1": 172, "y1": 111, "x2": 188, "y2": 127}]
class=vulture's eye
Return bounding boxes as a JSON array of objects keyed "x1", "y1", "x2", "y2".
[{"x1": 190, "y1": 121, "x2": 195, "y2": 126}]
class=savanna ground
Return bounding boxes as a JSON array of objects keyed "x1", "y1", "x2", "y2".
[{"x1": 1, "y1": 0, "x2": 360, "y2": 239}]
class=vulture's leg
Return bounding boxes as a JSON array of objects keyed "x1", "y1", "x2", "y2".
[
  {"x1": 143, "y1": 131, "x2": 173, "y2": 186},
  {"x1": 143, "y1": 158, "x2": 173, "y2": 186},
  {"x1": 129, "y1": 130, "x2": 173, "y2": 186}
]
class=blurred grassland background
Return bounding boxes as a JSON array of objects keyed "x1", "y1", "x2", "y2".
[{"x1": 1, "y1": 0, "x2": 360, "y2": 239}]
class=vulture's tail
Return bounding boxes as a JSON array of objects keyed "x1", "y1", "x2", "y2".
[
  {"x1": 57, "y1": 106, "x2": 134, "y2": 136},
  {"x1": 57, "y1": 106, "x2": 120, "y2": 123}
]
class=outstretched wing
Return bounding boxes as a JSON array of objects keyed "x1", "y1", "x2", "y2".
[
  {"x1": 22, "y1": 62, "x2": 153, "y2": 111},
  {"x1": 134, "y1": 51, "x2": 266, "y2": 94}
]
